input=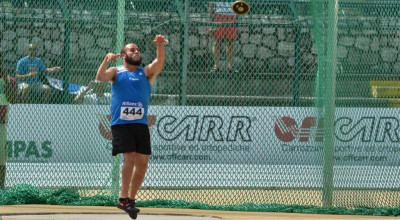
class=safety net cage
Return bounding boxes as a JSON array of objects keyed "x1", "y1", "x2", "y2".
[{"x1": 1, "y1": 0, "x2": 400, "y2": 215}]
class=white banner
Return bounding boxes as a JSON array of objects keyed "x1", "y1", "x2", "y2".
[{"x1": 5, "y1": 105, "x2": 400, "y2": 166}]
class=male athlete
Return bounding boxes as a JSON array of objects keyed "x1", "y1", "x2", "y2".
[{"x1": 96, "y1": 34, "x2": 167, "y2": 219}]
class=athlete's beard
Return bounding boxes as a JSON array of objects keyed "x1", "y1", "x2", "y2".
[{"x1": 125, "y1": 55, "x2": 142, "y2": 66}]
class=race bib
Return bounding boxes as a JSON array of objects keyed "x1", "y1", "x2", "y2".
[{"x1": 120, "y1": 101, "x2": 144, "y2": 121}]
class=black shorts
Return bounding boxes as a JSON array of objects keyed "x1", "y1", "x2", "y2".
[{"x1": 111, "y1": 123, "x2": 151, "y2": 156}]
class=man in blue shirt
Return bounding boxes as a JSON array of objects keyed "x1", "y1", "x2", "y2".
[
  {"x1": 15, "y1": 43, "x2": 61, "y2": 103},
  {"x1": 96, "y1": 34, "x2": 168, "y2": 219}
]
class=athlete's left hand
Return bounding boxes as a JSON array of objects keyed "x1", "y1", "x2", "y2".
[{"x1": 153, "y1": 34, "x2": 169, "y2": 46}]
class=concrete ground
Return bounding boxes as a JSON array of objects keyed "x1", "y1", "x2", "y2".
[{"x1": 0, "y1": 205, "x2": 398, "y2": 220}]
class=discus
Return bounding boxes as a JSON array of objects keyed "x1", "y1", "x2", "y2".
[{"x1": 232, "y1": 1, "x2": 250, "y2": 15}]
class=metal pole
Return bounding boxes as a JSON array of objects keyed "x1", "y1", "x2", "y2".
[
  {"x1": 111, "y1": 0, "x2": 125, "y2": 199},
  {"x1": 289, "y1": 0, "x2": 301, "y2": 106},
  {"x1": 293, "y1": 26, "x2": 301, "y2": 106},
  {"x1": 115, "y1": 0, "x2": 125, "y2": 67},
  {"x1": 57, "y1": 0, "x2": 70, "y2": 104},
  {"x1": 179, "y1": 0, "x2": 189, "y2": 105},
  {"x1": 322, "y1": 0, "x2": 339, "y2": 207}
]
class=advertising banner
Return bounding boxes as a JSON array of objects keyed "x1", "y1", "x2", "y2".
[{"x1": 6, "y1": 105, "x2": 400, "y2": 166}]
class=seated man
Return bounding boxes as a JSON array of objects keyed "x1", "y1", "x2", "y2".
[
  {"x1": 74, "y1": 80, "x2": 111, "y2": 105},
  {"x1": 15, "y1": 43, "x2": 61, "y2": 103}
]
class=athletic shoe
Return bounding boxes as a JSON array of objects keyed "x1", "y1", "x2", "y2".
[{"x1": 117, "y1": 198, "x2": 140, "y2": 215}]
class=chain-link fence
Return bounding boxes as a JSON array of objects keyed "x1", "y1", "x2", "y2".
[{"x1": 1, "y1": 0, "x2": 400, "y2": 214}]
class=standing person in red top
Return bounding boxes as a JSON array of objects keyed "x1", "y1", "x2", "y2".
[
  {"x1": 209, "y1": 1, "x2": 238, "y2": 73},
  {"x1": 0, "y1": 49, "x2": 17, "y2": 189}
]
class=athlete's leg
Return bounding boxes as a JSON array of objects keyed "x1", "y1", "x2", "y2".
[
  {"x1": 120, "y1": 151, "x2": 136, "y2": 198},
  {"x1": 128, "y1": 152, "x2": 150, "y2": 200},
  {"x1": 118, "y1": 151, "x2": 145, "y2": 218}
]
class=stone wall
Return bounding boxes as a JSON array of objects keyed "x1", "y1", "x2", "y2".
[
  {"x1": 1, "y1": 8, "x2": 315, "y2": 74},
  {"x1": 1, "y1": 8, "x2": 399, "y2": 75},
  {"x1": 337, "y1": 18, "x2": 400, "y2": 73}
]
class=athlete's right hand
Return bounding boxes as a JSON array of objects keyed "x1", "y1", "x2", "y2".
[{"x1": 105, "y1": 53, "x2": 121, "y2": 63}]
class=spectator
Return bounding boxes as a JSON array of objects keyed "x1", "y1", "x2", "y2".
[
  {"x1": 209, "y1": 1, "x2": 238, "y2": 73},
  {"x1": 74, "y1": 80, "x2": 111, "y2": 105},
  {"x1": 15, "y1": 43, "x2": 61, "y2": 103},
  {"x1": 0, "y1": 48, "x2": 17, "y2": 189}
]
